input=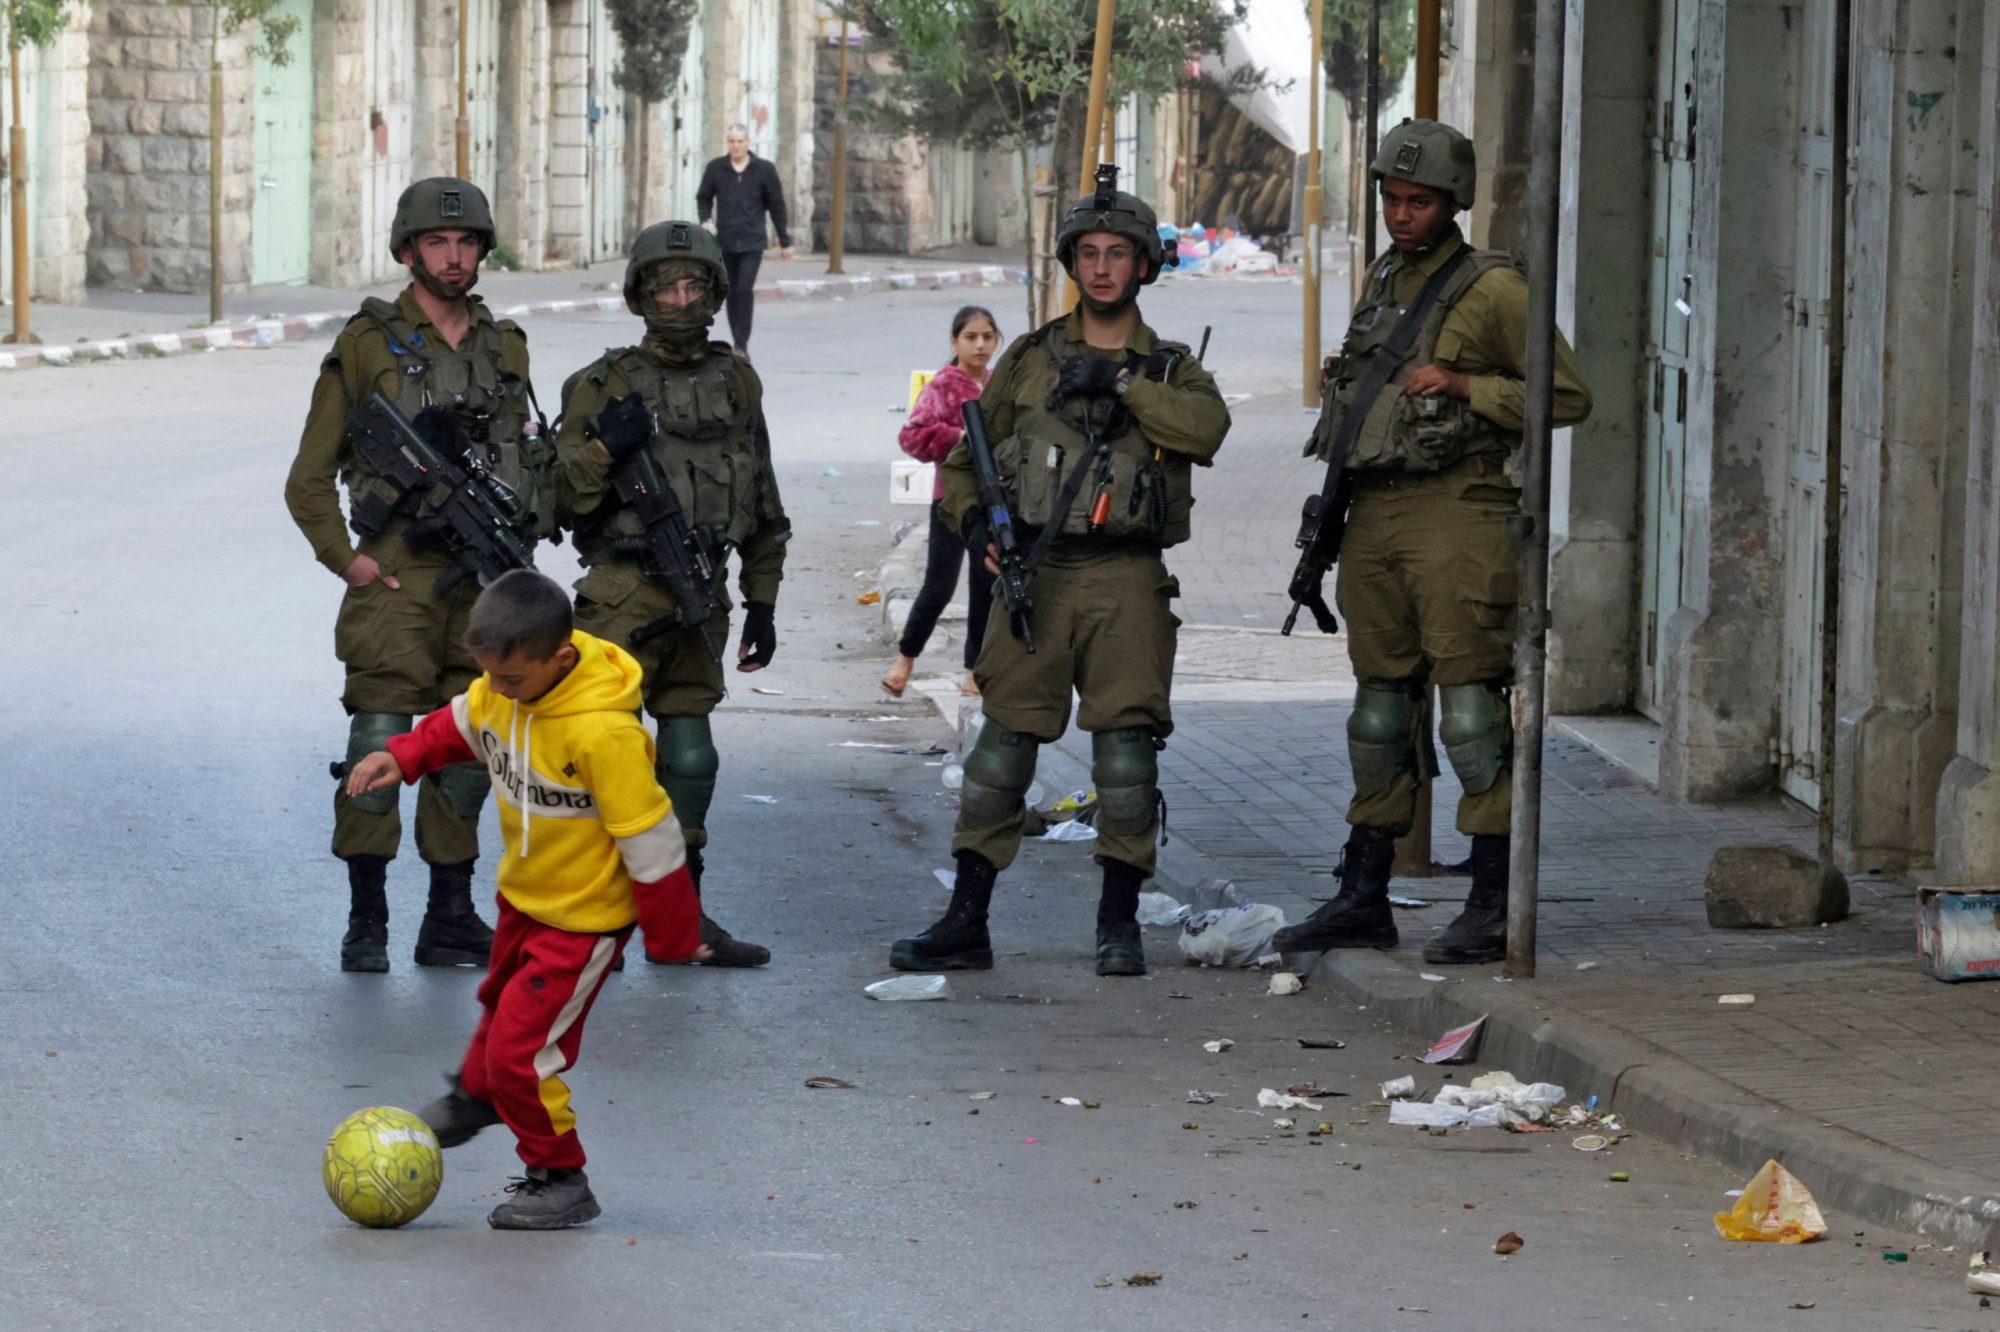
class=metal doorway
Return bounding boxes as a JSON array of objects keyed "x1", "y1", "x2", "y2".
[{"x1": 252, "y1": 0, "x2": 314, "y2": 286}]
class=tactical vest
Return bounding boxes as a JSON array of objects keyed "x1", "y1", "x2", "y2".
[
  {"x1": 1311, "y1": 247, "x2": 1516, "y2": 473},
  {"x1": 992, "y1": 323, "x2": 1197, "y2": 547},
  {"x1": 580, "y1": 344, "x2": 767, "y2": 563},
  {"x1": 339, "y1": 297, "x2": 554, "y2": 541}
]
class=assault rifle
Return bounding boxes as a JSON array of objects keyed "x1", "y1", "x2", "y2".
[
  {"x1": 346, "y1": 391, "x2": 535, "y2": 598},
  {"x1": 602, "y1": 436, "x2": 720, "y2": 651},
  {"x1": 961, "y1": 399, "x2": 1036, "y2": 653}
]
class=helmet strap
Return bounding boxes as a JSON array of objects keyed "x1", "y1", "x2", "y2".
[
  {"x1": 1077, "y1": 269, "x2": 1143, "y2": 320},
  {"x1": 408, "y1": 248, "x2": 480, "y2": 301}
]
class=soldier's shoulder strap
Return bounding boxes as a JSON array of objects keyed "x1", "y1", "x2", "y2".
[
  {"x1": 1442, "y1": 248, "x2": 1521, "y2": 306},
  {"x1": 355, "y1": 296, "x2": 422, "y2": 354}
]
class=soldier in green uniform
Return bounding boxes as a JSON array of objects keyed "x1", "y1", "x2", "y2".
[
  {"x1": 554, "y1": 221, "x2": 790, "y2": 968},
  {"x1": 284, "y1": 177, "x2": 554, "y2": 973},
  {"x1": 889, "y1": 172, "x2": 1230, "y2": 978},
  {"x1": 1272, "y1": 120, "x2": 1592, "y2": 966}
]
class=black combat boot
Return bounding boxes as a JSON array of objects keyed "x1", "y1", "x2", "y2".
[
  {"x1": 414, "y1": 861, "x2": 495, "y2": 968},
  {"x1": 1095, "y1": 859, "x2": 1147, "y2": 977},
  {"x1": 340, "y1": 855, "x2": 390, "y2": 973},
  {"x1": 1271, "y1": 828, "x2": 1398, "y2": 953},
  {"x1": 890, "y1": 851, "x2": 996, "y2": 971},
  {"x1": 487, "y1": 1167, "x2": 601, "y2": 1230},
  {"x1": 1424, "y1": 834, "x2": 1508, "y2": 964},
  {"x1": 658, "y1": 848, "x2": 771, "y2": 968},
  {"x1": 418, "y1": 1072, "x2": 503, "y2": 1148}
]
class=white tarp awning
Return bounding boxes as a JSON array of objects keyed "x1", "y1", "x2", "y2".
[{"x1": 1201, "y1": 0, "x2": 1313, "y2": 153}]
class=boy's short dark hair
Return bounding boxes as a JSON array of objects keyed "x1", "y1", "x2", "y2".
[{"x1": 465, "y1": 570, "x2": 574, "y2": 661}]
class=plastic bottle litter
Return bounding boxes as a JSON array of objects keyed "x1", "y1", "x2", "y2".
[
  {"x1": 1136, "y1": 892, "x2": 1190, "y2": 927},
  {"x1": 864, "y1": 975, "x2": 954, "y2": 1002},
  {"x1": 941, "y1": 764, "x2": 965, "y2": 790}
]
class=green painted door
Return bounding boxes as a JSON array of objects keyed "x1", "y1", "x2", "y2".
[{"x1": 252, "y1": 0, "x2": 314, "y2": 285}]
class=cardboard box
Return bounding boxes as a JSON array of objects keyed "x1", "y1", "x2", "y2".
[{"x1": 1918, "y1": 887, "x2": 2000, "y2": 982}]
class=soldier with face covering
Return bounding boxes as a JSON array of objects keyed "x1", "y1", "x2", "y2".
[{"x1": 554, "y1": 221, "x2": 791, "y2": 968}]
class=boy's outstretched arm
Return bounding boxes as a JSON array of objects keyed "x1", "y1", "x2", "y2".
[{"x1": 344, "y1": 700, "x2": 479, "y2": 798}]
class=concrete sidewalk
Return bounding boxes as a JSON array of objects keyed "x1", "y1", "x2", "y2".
[
  {"x1": 871, "y1": 490, "x2": 2000, "y2": 1257},
  {"x1": 0, "y1": 249, "x2": 1025, "y2": 373}
]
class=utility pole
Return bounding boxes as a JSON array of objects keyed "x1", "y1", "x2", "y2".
[
  {"x1": 826, "y1": 14, "x2": 852, "y2": 274},
  {"x1": 455, "y1": 0, "x2": 470, "y2": 180},
  {"x1": 1416, "y1": 0, "x2": 1440, "y2": 117},
  {"x1": 1301, "y1": 0, "x2": 1323, "y2": 409},
  {"x1": 208, "y1": 12, "x2": 224, "y2": 325},
  {"x1": 1506, "y1": 0, "x2": 1567, "y2": 979},
  {"x1": 4, "y1": 37, "x2": 35, "y2": 344},
  {"x1": 1066, "y1": 0, "x2": 1118, "y2": 308},
  {"x1": 1363, "y1": 0, "x2": 1380, "y2": 265},
  {"x1": 1818, "y1": 0, "x2": 1852, "y2": 897}
]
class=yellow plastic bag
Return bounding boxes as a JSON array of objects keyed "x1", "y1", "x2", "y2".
[{"x1": 1714, "y1": 1159, "x2": 1827, "y2": 1243}]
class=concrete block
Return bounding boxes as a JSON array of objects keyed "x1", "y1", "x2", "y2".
[
  {"x1": 102, "y1": 67, "x2": 149, "y2": 101},
  {"x1": 1704, "y1": 845, "x2": 1850, "y2": 929},
  {"x1": 147, "y1": 70, "x2": 205, "y2": 103},
  {"x1": 125, "y1": 37, "x2": 181, "y2": 71},
  {"x1": 162, "y1": 104, "x2": 211, "y2": 138}
]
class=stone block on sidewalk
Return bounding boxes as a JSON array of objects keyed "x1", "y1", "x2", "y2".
[{"x1": 1703, "y1": 845, "x2": 1850, "y2": 929}]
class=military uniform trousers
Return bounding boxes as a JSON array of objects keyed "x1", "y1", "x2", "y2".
[
  {"x1": 331, "y1": 542, "x2": 489, "y2": 865},
  {"x1": 955, "y1": 545, "x2": 1179, "y2": 875},
  {"x1": 572, "y1": 562, "x2": 731, "y2": 848},
  {"x1": 1336, "y1": 456, "x2": 1519, "y2": 839}
]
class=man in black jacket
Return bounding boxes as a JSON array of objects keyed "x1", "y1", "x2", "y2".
[{"x1": 697, "y1": 124, "x2": 793, "y2": 358}]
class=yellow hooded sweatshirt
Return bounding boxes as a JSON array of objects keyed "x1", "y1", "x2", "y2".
[{"x1": 389, "y1": 631, "x2": 689, "y2": 934}]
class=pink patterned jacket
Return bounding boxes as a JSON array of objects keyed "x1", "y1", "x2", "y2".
[{"x1": 899, "y1": 364, "x2": 987, "y2": 500}]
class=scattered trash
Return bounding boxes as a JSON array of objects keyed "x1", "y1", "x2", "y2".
[
  {"x1": 834, "y1": 741, "x2": 904, "y2": 749},
  {"x1": 1173, "y1": 1200, "x2": 1198, "y2": 1210},
  {"x1": 1967, "y1": 1252, "x2": 2000, "y2": 1295},
  {"x1": 1381, "y1": 1076, "x2": 1417, "y2": 1100},
  {"x1": 1202, "y1": 1039, "x2": 1235, "y2": 1054},
  {"x1": 1254, "y1": 952, "x2": 1283, "y2": 969},
  {"x1": 1882, "y1": 1251, "x2": 1908, "y2": 1263},
  {"x1": 1042, "y1": 819, "x2": 1099, "y2": 843},
  {"x1": 932, "y1": 868, "x2": 956, "y2": 890},
  {"x1": 1182, "y1": 1121, "x2": 1200, "y2": 1130},
  {"x1": 864, "y1": 975, "x2": 954, "y2": 1002},
  {"x1": 1920, "y1": 888, "x2": 2000, "y2": 981},
  {"x1": 1419, "y1": 973, "x2": 1447, "y2": 983},
  {"x1": 1493, "y1": 1232, "x2": 1525, "y2": 1256},
  {"x1": 1790, "y1": 1302, "x2": 1817, "y2": 1310},
  {"x1": 1575, "y1": 961, "x2": 1600, "y2": 972},
  {"x1": 1050, "y1": 789, "x2": 1097, "y2": 816},
  {"x1": 1420, "y1": 1015, "x2": 1488, "y2": 1065},
  {"x1": 1267, "y1": 972, "x2": 1305, "y2": 997},
  {"x1": 1124, "y1": 1273, "x2": 1163, "y2": 1287},
  {"x1": 1713, "y1": 1160, "x2": 1827, "y2": 1243},
  {"x1": 853, "y1": 519, "x2": 882, "y2": 527},
  {"x1": 742, "y1": 794, "x2": 779, "y2": 804},
  {"x1": 1179, "y1": 904, "x2": 1289, "y2": 968},
  {"x1": 968, "y1": 1092, "x2": 996, "y2": 1101},
  {"x1": 1392, "y1": 1100, "x2": 1493, "y2": 1128},
  {"x1": 1094, "y1": 1275, "x2": 1113, "y2": 1289},
  {"x1": 1137, "y1": 892, "x2": 1191, "y2": 927},
  {"x1": 942, "y1": 764, "x2": 965, "y2": 790},
  {"x1": 750, "y1": 686, "x2": 785, "y2": 695},
  {"x1": 1186, "y1": 1090, "x2": 1218, "y2": 1104},
  {"x1": 1257, "y1": 1088, "x2": 1324, "y2": 1112},
  {"x1": 1084, "y1": 1101, "x2": 1100, "y2": 1109},
  {"x1": 1297, "y1": 1036, "x2": 1347, "y2": 1050},
  {"x1": 1058, "y1": 1097, "x2": 1083, "y2": 1107},
  {"x1": 804, "y1": 1076, "x2": 856, "y2": 1089},
  {"x1": 1572, "y1": 1135, "x2": 1609, "y2": 1152},
  {"x1": 1388, "y1": 1073, "x2": 1569, "y2": 1127},
  {"x1": 1718, "y1": 993, "x2": 1756, "y2": 1006},
  {"x1": 1609, "y1": 1171, "x2": 1630, "y2": 1183},
  {"x1": 1388, "y1": 895, "x2": 1433, "y2": 909},
  {"x1": 1285, "y1": 1082, "x2": 1334, "y2": 1098},
  {"x1": 821, "y1": 466, "x2": 844, "y2": 477},
  {"x1": 1273, "y1": 1117, "x2": 1295, "y2": 1129},
  {"x1": 856, "y1": 590, "x2": 883, "y2": 605}
]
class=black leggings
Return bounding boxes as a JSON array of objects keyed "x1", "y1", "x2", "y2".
[
  {"x1": 898, "y1": 501, "x2": 998, "y2": 670},
  {"x1": 722, "y1": 248, "x2": 764, "y2": 349}
]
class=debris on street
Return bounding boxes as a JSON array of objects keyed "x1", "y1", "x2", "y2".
[
  {"x1": 864, "y1": 975, "x2": 954, "y2": 1002},
  {"x1": 1296, "y1": 1036, "x2": 1347, "y2": 1050},
  {"x1": 1713, "y1": 1160, "x2": 1827, "y2": 1243},
  {"x1": 1257, "y1": 1088, "x2": 1324, "y2": 1112},
  {"x1": 1179, "y1": 903, "x2": 1288, "y2": 968},
  {"x1": 1381, "y1": 1076, "x2": 1418, "y2": 1100},
  {"x1": 1124, "y1": 1272, "x2": 1163, "y2": 1287},
  {"x1": 1718, "y1": 993, "x2": 1756, "y2": 1006},
  {"x1": 1042, "y1": 819, "x2": 1099, "y2": 843},
  {"x1": 804, "y1": 1076, "x2": 856, "y2": 1089},
  {"x1": 1267, "y1": 972, "x2": 1305, "y2": 996},
  {"x1": 1419, "y1": 1015, "x2": 1488, "y2": 1065},
  {"x1": 1137, "y1": 891, "x2": 1191, "y2": 927},
  {"x1": 1202, "y1": 1038, "x2": 1235, "y2": 1054},
  {"x1": 1186, "y1": 1089, "x2": 1218, "y2": 1104},
  {"x1": 1494, "y1": 1232, "x2": 1525, "y2": 1256}
]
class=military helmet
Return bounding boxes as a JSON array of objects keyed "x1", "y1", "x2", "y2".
[
  {"x1": 390, "y1": 177, "x2": 497, "y2": 260},
  {"x1": 624, "y1": 220, "x2": 730, "y2": 313},
  {"x1": 1370, "y1": 119, "x2": 1477, "y2": 208},
  {"x1": 1054, "y1": 165, "x2": 1175, "y2": 285}
]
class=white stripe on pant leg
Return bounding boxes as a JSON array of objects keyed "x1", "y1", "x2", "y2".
[{"x1": 529, "y1": 936, "x2": 619, "y2": 1133}]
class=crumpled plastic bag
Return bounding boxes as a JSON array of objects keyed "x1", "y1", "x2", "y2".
[
  {"x1": 1177, "y1": 904, "x2": 1288, "y2": 968},
  {"x1": 1465, "y1": 1071, "x2": 1568, "y2": 1126},
  {"x1": 1713, "y1": 1160, "x2": 1826, "y2": 1243},
  {"x1": 1137, "y1": 891, "x2": 1191, "y2": 927},
  {"x1": 1390, "y1": 1099, "x2": 1500, "y2": 1128}
]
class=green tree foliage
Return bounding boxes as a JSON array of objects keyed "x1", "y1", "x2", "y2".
[
  {"x1": 167, "y1": 0, "x2": 299, "y2": 63},
  {"x1": 605, "y1": 0, "x2": 701, "y2": 102},
  {"x1": 5, "y1": 0, "x2": 74, "y2": 52},
  {"x1": 1318, "y1": 0, "x2": 1413, "y2": 118}
]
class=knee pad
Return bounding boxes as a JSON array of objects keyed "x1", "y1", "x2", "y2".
[
  {"x1": 344, "y1": 712, "x2": 411, "y2": 815},
  {"x1": 655, "y1": 715, "x2": 720, "y2": 829},
  {"x1": 961, "y1": 720, "x2": 1039, "y2": 825},
  {"x1": 1346, "y1": 681, "x2": 1416, "y2": 797},
  {"x1": 1091, "y1": 727, "x2": 1160, "y2": 838},
  {"x1": 1438, "y1": 682, "x2": 1508, "y2": 795},
  {"x1": 433, "y1": 761, "x2": 491, "y2": 819}
]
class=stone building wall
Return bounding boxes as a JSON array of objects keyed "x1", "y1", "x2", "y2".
[
  {"x1": 86, "y1": 1, "x2": 255, "y2": 293},
  {"x1": 545, "y1": 0, "x2": 589, "y2": 265},
  {"x1": 308, "y1": 0, "x2": 369, "y2": 289},
  {"x1": 17, "y1": 8, "x2": 94, "y2": 303},
  {"x1": 493, "y1": 0, "x2": 551, "y2": 270}
]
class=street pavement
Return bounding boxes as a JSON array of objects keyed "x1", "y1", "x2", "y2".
[{"x1": 1, "y1": 267, "x2": 1990, "y2": 1329}]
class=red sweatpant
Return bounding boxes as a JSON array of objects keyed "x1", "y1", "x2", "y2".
[{"x1": 457, "y1": 897, "x2": 629, "y2": 1170}]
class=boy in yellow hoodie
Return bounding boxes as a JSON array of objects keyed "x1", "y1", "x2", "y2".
[{"x1": 346, "y1": 570, "x2": 707, "y2": 1229}]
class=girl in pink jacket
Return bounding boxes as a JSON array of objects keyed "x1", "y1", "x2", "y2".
[{"x1": 882, "y1": 306, "x2": 1000, "y2": 697}]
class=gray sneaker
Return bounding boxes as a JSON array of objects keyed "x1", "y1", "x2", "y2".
[
  {"x1": 487, "y1": 1168, "x2": 601, "y2": 1230},
  {"x1": 417, "y1": 1073, "x2": 502, "y2": 1149}
]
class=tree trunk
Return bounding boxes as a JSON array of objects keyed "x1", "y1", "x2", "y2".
[{"x1": 1017, "y1": 139, "x2": 1036, "y2": 332}]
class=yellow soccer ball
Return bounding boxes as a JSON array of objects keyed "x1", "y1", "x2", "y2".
[{"x1": 322, "y1": 1106, "x2": 444, "y2": 1229}]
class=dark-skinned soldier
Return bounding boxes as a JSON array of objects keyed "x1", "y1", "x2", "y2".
[
  {"x1": 1272, "y1": 120, "x2": 1593, "y2": 966},
  {"x1": 554, "y1": 221, "x2": 790, "y2": 968},
  {"x1": 284, "y1": 178, "x2": 554, "y2": 973},
  {"x1": 889, "y1": 171, "x2": 1230, "y2": 978}
]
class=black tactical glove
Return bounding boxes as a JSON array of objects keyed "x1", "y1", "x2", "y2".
[
  {"x1": 590, "y1": 395, "x2": 653, "y2": 465},
  {"x1": 960, "y1": 509, "x2": 993, "y2": 560},
  {"x1": 737, "y1": 601, "x2": 777, "y2": 672},
  {"x1": 411, "y1": 405, "x2": 470, "y2": 455},
  {"x1": 1053, "y1": 355, "x2": 1127, "y2": 401}
]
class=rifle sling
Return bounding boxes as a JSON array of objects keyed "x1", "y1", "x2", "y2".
[{"x1": 1320, "y1": 244, "x2": 1474, "y2": 478}]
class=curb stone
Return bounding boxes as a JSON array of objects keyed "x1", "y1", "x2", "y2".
[
  {"x1": 874, "y1": 519, "x2": 2000, "y2": 1254},
  {"x1": 0, "y1": 265, "x2": 1027, "y2": 374}
]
